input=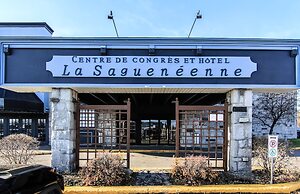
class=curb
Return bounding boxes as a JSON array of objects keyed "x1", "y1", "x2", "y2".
[{"x1": 64, "y1": 182, "x2": 300, "y2": 194}]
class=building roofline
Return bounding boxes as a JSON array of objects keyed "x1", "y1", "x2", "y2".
[
  {"x1": 0, "y1": 36, "x2": 299, "y2": 41},
  {"x1": 1, "y1": 36, "x2": 300, "y2": 46},
  {"x1": 0, "y1": 22, "x2": 54, "y2": 34}
]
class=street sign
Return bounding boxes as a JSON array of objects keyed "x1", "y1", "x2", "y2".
[
  {"x1": 268, "y1": 135, "x2": 278, "y2": 184},
  {"x1": 268, "y1": 135, "x2": 278, "y2": 158}
]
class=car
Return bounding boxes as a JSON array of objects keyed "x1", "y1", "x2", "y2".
[{"x1": 0, "y1": 165, "x2": 64, "y2": 194}]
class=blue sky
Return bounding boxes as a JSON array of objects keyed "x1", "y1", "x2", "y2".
[{"x1": 0, "y1": 0, "x2": 300, "y2": 38}]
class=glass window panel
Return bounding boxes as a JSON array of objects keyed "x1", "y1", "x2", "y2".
[
  {"x1": 37, "y1": 119, "x2": 46, "y2": 142},
  {"x1": 9, "y1": 118, "x2": 19, "y2": 134},
  {"x1": 0, "y1": 119, "x2": 4, "y2": 138},
  {"x1": 21, "y1": 119, "x2": 32, "y2": 136}
]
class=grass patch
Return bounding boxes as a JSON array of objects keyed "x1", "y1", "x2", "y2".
[{"x1": 289, "y1": 139, "x2": 300, "y2": 149}]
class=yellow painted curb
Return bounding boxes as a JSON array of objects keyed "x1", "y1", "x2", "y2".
[{"x1": 64, "y1": 182, "x2": 300, "y2": 194}]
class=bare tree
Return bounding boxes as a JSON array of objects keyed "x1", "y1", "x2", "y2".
[{"x1": 252, "y1": 92, "x2": 296, "y2": 135}]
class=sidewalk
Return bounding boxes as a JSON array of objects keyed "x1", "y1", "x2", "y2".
[
  {"x1": 32, "y1": 146, "x2": 300, "y2": 171},
  {"x1": 30, "y1": 152, "x2": 177, "y2": 170}
]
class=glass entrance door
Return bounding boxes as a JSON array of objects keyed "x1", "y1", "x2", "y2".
[{"x1": 141, "y1": 119, "x2": 175, "y2": 145}]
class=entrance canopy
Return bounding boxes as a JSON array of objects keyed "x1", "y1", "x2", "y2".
[
  {"x1": 0, "y1": 37, "x2": 299, "y2": 92},
  {"x1": 79, "y1": 93, "x2": 226, "y2": 120}
]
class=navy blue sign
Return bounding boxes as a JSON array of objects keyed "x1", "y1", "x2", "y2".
[{"x1": 3, "y1": 48, "x2": 296, "y2": 85}]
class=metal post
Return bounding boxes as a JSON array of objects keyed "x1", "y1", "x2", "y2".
[
  {"x1": 270, "y1": 157, "x2": 273, "y2": 184},
  {"x1": 126, "y1": 98, "x2": 131, "y2": 169},
  {"x1": 108, "y1": 11, "x2": 119, "y2": 38},
  {"x1": 188, "y1": 17, "x2": 197, "y2": 38},
  {"x1": 175, "y1": 98, "x2": 180, "y2": 157},
  {"x1": 112, "y1": 19, "x2": 119, "y2": 38},
  {"x1": 187, "y1": 10, "x2": 202, "y2": 38},
  {"x1": 75, "y1": 102, "x2": 80, "y2": 170},
  {"x1": 224, "y1": 101, "x2": 229, "y2": 171}
]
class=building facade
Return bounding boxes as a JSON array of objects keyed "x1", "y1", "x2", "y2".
[
  {"x1": 0, "y1": 88, "x2": 49, "y2": 144},
  {"x1": 0, "y1": 22, "x2": 299, "y2": 173}
]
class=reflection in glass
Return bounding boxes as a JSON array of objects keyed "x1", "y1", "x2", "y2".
[{"x1": 141, "y1": 119, "x2": 176, "y2": 145}]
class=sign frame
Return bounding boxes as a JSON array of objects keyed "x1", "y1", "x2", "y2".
[
  {"x1": 0, "y1": 41, "x2": 298, "y2": 92},
  {"x1": 268, "y1": 135, "x2": 278, "y2": 158}
]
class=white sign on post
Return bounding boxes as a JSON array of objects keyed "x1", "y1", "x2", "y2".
[
  {"x1": 268, "y1": 135, "x2": 278, "y2": 158},
  {"x1": 268, "y1": 135, "x2": 278, "y2": 184}
]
